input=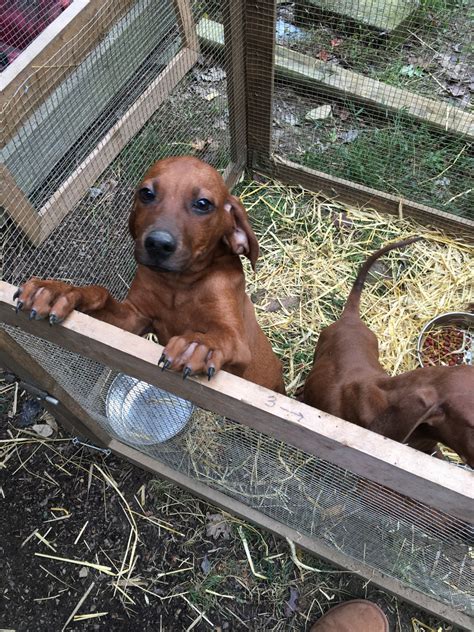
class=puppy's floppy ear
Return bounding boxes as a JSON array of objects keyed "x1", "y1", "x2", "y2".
[
  {"x1": 128, "y1": 206, "x2": 137, "y2": 240},
  {"x1": 223, "y1": 196, "x2": 259, "y2": 271},
  {"x1": 128, "y1": 192, "x2": 141, "y2": 239},
  {"x1": 371, "y1": 387, "x2": 442, "y2": 443}
]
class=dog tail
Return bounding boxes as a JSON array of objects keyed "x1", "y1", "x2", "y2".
[{"x1": 342, "y1": 236, "x2": 423, "y2": 317}]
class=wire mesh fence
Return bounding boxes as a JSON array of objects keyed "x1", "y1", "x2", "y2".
[
  {"x1": 1, "y1": 0, "x2": 473, "y2": 622},
  {"x1": 4, "y1": 324, "x2": 474, "y2": 617},
  {"x1": 269, "y1": 0, "x2": 473, "y2": 218}
]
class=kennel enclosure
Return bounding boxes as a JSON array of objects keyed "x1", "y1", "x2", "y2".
[{"x1": 1, "y1": 1, "x2": 474, "y2": 628}]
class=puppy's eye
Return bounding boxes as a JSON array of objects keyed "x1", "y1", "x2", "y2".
[
  {"x1": 193, "y1": 198, "x2": 213, "y2": 214},
  {"x1": 138, "y1": 187, "x2": 155, "y2": 203}
]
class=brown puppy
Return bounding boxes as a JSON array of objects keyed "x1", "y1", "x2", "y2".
[
  {"x1": 15, "y1": 156, "x2": 285, "y2": 393},
  {"x1": 303, "y1": 238, "x2": 474, "y2": 466}
]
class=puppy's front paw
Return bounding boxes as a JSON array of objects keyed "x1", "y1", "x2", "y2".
[
  {"x1": 14, "y1": 278, "x2": 80, "y2": 324},
  {"x1": 159, "y1": 335, "x2": 223, "y2": 380}
]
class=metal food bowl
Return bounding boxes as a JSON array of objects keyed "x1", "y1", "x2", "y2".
[
  {"x1": 417, "y1": 312, "x2": 474, "y2": 368},
  {"x1": 106, "y1": 373, "x2": 194, "y2": 446}
]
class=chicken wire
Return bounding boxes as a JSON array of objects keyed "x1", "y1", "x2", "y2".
[
  {"x1": 2, "y1": 0, "x2": 237, "y2": 293},
  {"x1": 3, "y1": 324, "x2": 474, "y2": 617},
  {"x1": 270, "y1": 0, "x2": 473, "y2": 219}
]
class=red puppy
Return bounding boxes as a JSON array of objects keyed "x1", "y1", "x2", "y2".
[
  {"x1": 303, "y1": 238, "x2": 474, "y2": 466},
  {"x1": 15, "y1": 156, "x2": 285, "y2": 393}
]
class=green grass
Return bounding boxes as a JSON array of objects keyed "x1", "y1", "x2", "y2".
[{"x1": 296, "y1": 113, "x2": 473, "y2": 217}]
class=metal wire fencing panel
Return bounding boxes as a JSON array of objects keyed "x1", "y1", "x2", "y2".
[
  {"x1": 2, "y1": 0, "x2": 237, "y2": 298},
  {"x1": 269, "y1": 0, "x2": 473, "y2": 218},
  {"x1": 4, "y1": 324, "x2": 474, "y2": 618}
]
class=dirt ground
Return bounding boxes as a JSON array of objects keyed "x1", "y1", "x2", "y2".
[{"x1": 0, "y1": 380, "x2": 464, "y2": 632}]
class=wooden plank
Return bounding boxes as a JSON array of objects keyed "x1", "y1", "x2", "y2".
[
  {"x1": 1, "y1": 280, "x2": 472, "y2": 523},
  {"x1": 3, "y1": 0, "x2": 176, "y2": 197},
  {"x1": 0, "y1": 165, "x2": 42, "y2": 245},
  {"x1": 243, "y1": 1, "x2": 277, "y2": 169},
  {"x1": 36, "y1": 47, "x2": 198, "y2": 244},
  {"x1": 197, "y1": 18, "x2": 474, "y2": 140},
  {"x1": 1, "y1": 0, "x2": 136, "y2": 141},
  {"x1": 271, "y1": 156, "x2": 474, "y2": 240},
  {"x1": 110, "y1": 438, "x2": 473, "y2": 631},
  {"x1": 222, "y1": 161, "x2": 245, "y2": 190},
  {"x1": 172, "y1": 0, "x2": 199, "y2": 51},
  {"x1": 222, "y1": 0, "x2": 248, "y2": 168},
  {"x1": 295, "y1": 0, "x2": 420, "y2": 32},
  {"x1": 0, "y1": 328, "x2": 110, "y2": 446}
]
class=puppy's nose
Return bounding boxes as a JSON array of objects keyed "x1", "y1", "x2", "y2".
[{"x1": 144, "y1": 230, "x2": 177, "y2": 258}]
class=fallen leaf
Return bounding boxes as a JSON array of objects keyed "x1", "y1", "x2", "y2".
[
  {"x1": 284, "y1": 587, "x2": 300, "y2": 617},
  {"x1": 42, "y1": 412, "x2": 58, "y2": 431},
  {"x1": 199, "y1": 67, "x2": 226, "y2": 82},
  {"x1": 330, "y1": 38, "x2": 343, "y2": 47},
  {"x1": 447, "y1": 83, "x2": 467, "y2": 97},
  {"x1": 305, "y1": 104, "x2": 332, "y2": 121},
  {"x1": 337, "y1": 108, "x2": 350, "y2": 121},
  {"x1": 251, "y1": 288, "x2": 268, "y2": 304},
  {"x1": 318, "y1": 49, "x2": 330, "y2": 62},
  {"x1": 31, "y1": 424, "x2": 54, "y2": 438},
  {"x1": 191, "y1": 138, "x2": 209, "y2": 152},
  {"x1": 206, "y1": 513, "x2": 231, "y2": 540},
  {"x1": 201, "y1": 554, "x2": 211, "y2": 574},
  {"x1": 264, "y1": 296, "x2": 300, "y2": 313},
  {"x1": 339, "y1": 129, "x2": 359, "y2": 143},
  {"x1": 88, "y1": 187, "x2": 103, "y2": 199}
]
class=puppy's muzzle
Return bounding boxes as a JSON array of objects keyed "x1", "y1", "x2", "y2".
[{"x1": 144, "y1": 230, "x2": 177, "y2": 261}]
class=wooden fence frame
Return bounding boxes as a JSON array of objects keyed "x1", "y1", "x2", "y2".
[
  {"x1": 1, "y1": 1, "x2": 473, "y2": 625},
  {"x1": 0, "y1": 280, "x2": 473, "y2": 630}
]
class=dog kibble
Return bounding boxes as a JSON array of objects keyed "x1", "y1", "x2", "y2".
[{"x1": 421, "y1": 326, "x2": 470, "y2": 366}]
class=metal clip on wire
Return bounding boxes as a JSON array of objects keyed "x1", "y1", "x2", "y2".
[{"x1": 72, "y1": 437, "x2": 111, "y2": 457}]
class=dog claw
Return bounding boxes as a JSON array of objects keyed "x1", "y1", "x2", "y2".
[
  {"x1": 49, "y1": 314, "x2": 58, "y2": 326},
  {"x1": 13, "y1": 288, "x2": 21, "y2": 300},
  {"x1": 207, "y1": 367, "x2": 215, "y2": 381},
  {"x1": 29, "y1": 309, "x2": 37, "y2": 320},
  {"x1": 161, "y1": 359, "x2": 171, "y2": 371},
  {"x1": 183, "y1": 367, "x2": 192, "y2": 380},
  {"x1": 158, "y1": 352, "x2": 166, "y2": 366},
  {"x1": 15, "y1": 300, "x2": 23, "y2": 314}
]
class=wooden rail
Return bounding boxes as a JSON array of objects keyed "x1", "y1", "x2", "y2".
[
  {"x1": 1, "y1": 280, "x2": 472, "y2": 524},
  {"x1": 197, "y1": 17, "x2": 474, "y2": 140},
  {"x1": 270, "y1": 156, "x2": 474, "y2": 240}
]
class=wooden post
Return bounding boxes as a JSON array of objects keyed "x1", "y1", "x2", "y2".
[
  {"x1": 222, "y1": 0, "x2": 248, "y2": 170},
  {"x1": 244, "y1": 0, "x2": 277, "y2": 171},
  {"x1": 172, "y1": 0, "x2": 199, "y2": 51},
  {"x1": 0, "y1": 165, "x2": 41, "y2": 244}
]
